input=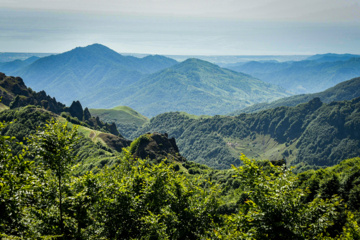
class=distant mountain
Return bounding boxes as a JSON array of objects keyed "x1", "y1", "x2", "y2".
[
  {"x1": 230, "y1": 76, "x2": 360, "y2": 115},
  {"x1": 0, "y1": 44, "x2": 292, "y2": 117},
  {"x1": 90, "y1": 106, "x2": 148, "y2": 139},
  {"x1": 134, "y1": 97, "x2": 360, "y2": 170},
  {"x1": 1, "y1": 44, "x2": 178, "y2": 106},
  {"x1": 90, "y1": 58, "x2": 290, "y2": 116},
  {"x1": 306, "y1": 53, "x2": 360, "y2": 62},
  {"x1": 225, "y1": 57, "x2": 360, "y2": 94},
  {"x1": 0, "y1": 52, "x2": 51, "y2": 62},
  {"x1": 0, "y1": 56, "x2": 39, "y2": 74}
]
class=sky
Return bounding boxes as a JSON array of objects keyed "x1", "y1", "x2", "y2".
[{"x1": 1, "y1": 0, "x2": 360, "y2": 55}]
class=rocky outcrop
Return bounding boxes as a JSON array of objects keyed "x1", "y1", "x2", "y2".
[
  {"x1": 0, "y1": 72, "x2": 66, "y2": 113},
  {"x1": 130, "y1": 132, "x2": 186, "y2": 162},
  {"x1": 98, "y1": 133, "x2": 131, "y2": 153},
  {"x1": 83, "y1": 107, "x2": 91, "y2": 121},
  {"x1": 67, "y1": 101, "x2": 84, "y2": 121}
]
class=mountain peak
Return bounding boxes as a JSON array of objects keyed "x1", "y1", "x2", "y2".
[
  {"x1": 69, "y1": 43, "x2": 120, "y2": 56},
  {"x1": 83, "y1": 43, "x2": 112, "y2": 51},
  {"x1": 172, "y1": 58, "x2": 220, "y2": 72}
]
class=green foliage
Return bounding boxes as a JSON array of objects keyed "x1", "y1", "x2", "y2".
[
  {"x1": 0, "y1": 106, "x2": 120, "y2": 173},
  {"x1": 211, "y1": 154, "x2": 344, "y2": 239},
  {"x1": 28, "y1": 119, "x2": 80, "y2": 178},
  {"x1": 1, "y1": 115, "x2": 359, "y2": 239},
  {"x1": 92, "y1": 150, "x2": 220, "y2": 239},
  {"x1": 0, "y1": 120, "x2": 34, "y2": 236},
  {"x1": 27, "y1": 119, "x2": 81, "y2": 236}
]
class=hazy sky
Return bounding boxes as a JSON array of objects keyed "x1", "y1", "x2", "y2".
[{"x1": 1, "y1": 0, "x2": 360, "y2": 55}]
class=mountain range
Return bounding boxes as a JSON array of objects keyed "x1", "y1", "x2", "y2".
[
  {"x1": 230, "y1": 76, "x2": 360, "y2": 115},
  {"x1": 87, "y1": 58, "x2": 289, "y2": 116},
  {"x1": 0, "y1": 44, "x2": 290, "y2": 116},
  {"x1": 224, "y1": 54, "x2": 360, "y2": 94}
]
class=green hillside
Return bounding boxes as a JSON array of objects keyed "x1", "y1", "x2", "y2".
[
  {"x1": 134, "y1": 97, "x2": 360, "y2": 170},
  {"x1": 90, "y1": 106, "x2": 148, "y2": 139},
  {"x1": 230, "y1": 76, "x2": 360, "y2": 115},
  {"x1": 94, "y1": 58, "x2": 290, "y2": 116}
]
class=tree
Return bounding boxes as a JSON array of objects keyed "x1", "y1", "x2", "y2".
[
  {"x1": 92, "y1": 150, "x2": 220, "y2": 239},
  {"x1": 211, "y1": 154, "x2": 343, "y2": 239},
  {"x1": 28, "y1": 119, "x2": 80, "y2": 237},
  {"x1": 0, "y1": 120, "x2": 34, "y2": 237}
]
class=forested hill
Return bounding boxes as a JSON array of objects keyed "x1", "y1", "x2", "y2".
[
  {"x1": 230, "y1": 76, "x2": 360, "y2": 115},
  {"x1": 92, "y1": 58, "x2": 290, "y2": 116},
  {"x1": 134, "y1": 97, "x2": 360, "y2": 170}
]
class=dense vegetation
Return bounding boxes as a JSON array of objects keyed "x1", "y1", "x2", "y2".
[
  {"x1": 1, "y1": 119, "x2": 360, "y2": 239},
  {"x1": 0, "y1": 106, "x2": 123, "y2": 173},
  {"x1": 225, "y1": 56, "x2": 360, "y2": 94},
  {"x1": 230, "y1": 76, "x2": 360, "y2": 115},
  {"x1": 135, "y1": 97, "x2": 360, "y2": 170}
]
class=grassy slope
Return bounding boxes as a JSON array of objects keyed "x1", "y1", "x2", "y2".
[
  {"x1": 58, "y1": 116, "x2": 108, "y2": 147},
  {"x1": 89, "y1": 106, "x2": 148, "y2": 139},
  {"x1": 0, "y1": 103, "x2": 9, "y2": 112}
]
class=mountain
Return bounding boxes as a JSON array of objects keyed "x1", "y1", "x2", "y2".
[
  {"x1": 134, "y1": 97, "x2": 360, "y2": 170},
  {"x1": 225, "y1": 57, "x2": 360, "y2": 94},
  {"x1": 89, "y1": 58, "x2": 290, "y2": 116},
  {"x1": 1, "y1": 44, "x2": 178, "y2": 106},
  {"x1": 0, "y1": 56, "x2": 39, "y2": 73},
  {"x1": 89, "y1": 106, "x2": 149, "y2": 139},
  {"x1": 0, "y1": 45, "x2": 291, "y2": 116},
  {"x1": 306, "y1": 53, "x2": 360, "y2": 62},
  {"x1": 230, "y1": 76, "x2": 360, "y2": 115}
]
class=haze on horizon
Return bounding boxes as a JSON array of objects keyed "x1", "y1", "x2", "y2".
[{"x1": 1, "y1": 0, "x2": 360, "y2": 55}]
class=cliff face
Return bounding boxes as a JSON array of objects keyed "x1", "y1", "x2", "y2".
[{"x1": 131, "y1": 132, "x2": 186, "y2": 162}]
